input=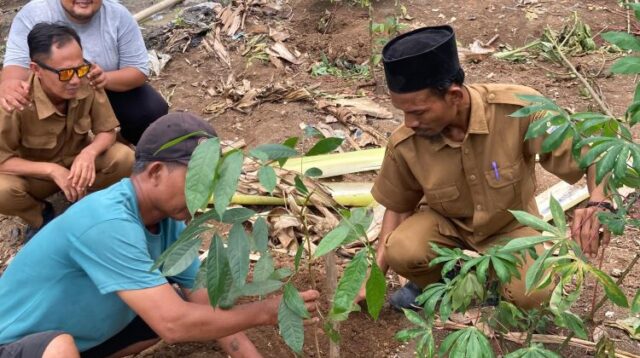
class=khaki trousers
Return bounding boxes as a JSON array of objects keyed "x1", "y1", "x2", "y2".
[
  {"x1": 0, "y1": 143, "x2": 134, "y2": 227},
  {"x1": 384, "y1": 209, "x2": 552, "y2": 309}
]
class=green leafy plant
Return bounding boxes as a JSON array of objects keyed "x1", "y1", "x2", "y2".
[
  {"x1": 397, "y1": 4, "x2": 640, "y2": 356},
  {"x1": 153, "y1": 130, "x2": 387, "y2": 354}
]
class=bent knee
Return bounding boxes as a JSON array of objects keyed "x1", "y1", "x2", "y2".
[{"x1": 43, "y1": 333, "x2": 79, "y2": 358}]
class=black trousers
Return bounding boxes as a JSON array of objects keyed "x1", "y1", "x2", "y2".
[
  {"x1": 80, "y1": 316, "x2": 158, "y2": 358},
  {"x1": 106, "y1": 83, "x2": 169, "y2": 145}
]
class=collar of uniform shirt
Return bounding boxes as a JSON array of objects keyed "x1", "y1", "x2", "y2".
[{"x1": 30, "y1": 73, "x2": 91, "y2": 120}]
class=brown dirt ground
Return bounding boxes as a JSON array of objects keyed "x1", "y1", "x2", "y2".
[{"x1": 1, "y1": 0, "x2": 640, "y2": 356}]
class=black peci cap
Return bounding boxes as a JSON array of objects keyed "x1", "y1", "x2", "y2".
[
  {"x1": 135, "y1": 112, "x2": 217, "y2": 165},
  {"x1": 382, "y1": 25, "x2": 461, "y2": 93}
]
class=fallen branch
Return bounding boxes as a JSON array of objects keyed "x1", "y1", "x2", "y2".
[
  {"x1": 545, "y1": 25, "x2": 614, "y2": 117},
  {"x1": 134, "y1": 0, "x2": 183, "y2": 22}
]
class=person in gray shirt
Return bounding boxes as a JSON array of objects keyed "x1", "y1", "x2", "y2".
[{"x1": 0, "y1": 0, "x2": 168, "y2": 145}]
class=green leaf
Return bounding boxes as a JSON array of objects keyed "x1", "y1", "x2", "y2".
[
  {"x1": 330, "y1": 250, "x2": 368, "y2": 319},
  {"x1": 270, "y1": 268, "x2": 293, "y2": 281},
  {"x1": 510, "y1": 104, "x2": 555, "y2": 118},
  {"x1": 491, "y1": 256, "x2": 512, "y2": 284},
  {"x1": 304, "y1": 167, "x2": 323, "y2": 177},
  {"x1": 557, "y1": 311, "x2": 588, "y2": 339},
  {"x1": 294, "y1": 242, "x2": 304, "y2": 271},
  {"x1": 611, "y1": 56, "x2": 640, "y2": 74},
  {"x1": 589, "y1": 267, "x2": 629, "y2": 307},
  {"x1": 525, "y1": 243, "x2": 555, "y2": 292},
  {"x1": 394, "y1": 328, "x2": 425, "y2": 342},
  {"x1": 154, "y1": 130, "x2": 214, "y2": 154},
  {"x1": 251, "y1": 143, "x2": 298, "y2": 161},
  {"x1": 185, "y1": 137, "x2": 220, "y2": 214},
  {"x1": 313, "y1": 225, "x2": 350, "y2": 258},
  {"x1": 416, "y1": 331, "x2": 436, "y2": 358},
  {"x1": 213, "y1": 151, "x2": 244, "y2": 217},
  {"x1": 227, "y1": 223, "x2": 250, "y2": 286},
  {"x1": 283, "y1": 283, "x2": 310, "y2": 318},
  {"x1": 303, "y1": 125, "x2": 324, "y2": 138},
  {"x1": 505, "y1": 344, "x2": 561, "y2": 358},
  {"x1": 499, "y1": 236, "x2": 552, "y2": 253},
  {"x1": 366, "y1": 262, "x2": 387, "y2": 320},
  {"x1": 253, "y1": 253, "x2": 274, "y2": 282},
  {"x1": 161, "y1": 238, "x2": 202, "y2": 277},
  {"x1": 241, "y1": 279, "x2": 284, "y2": 296},
  {"x1": 601, "y1": 31, "x2": 640, "y2": 51},
  {"x1": 549, "y1": 195, "x2": 567, "y2": 234},
  {"x1": 476, "y1": 256, "x2": 490, "y2": 285},
  {"x1": 509, "y1": 210, "x2": 558, "y2": 234},
  {"x1": 305, "y1": 137, "x2": 344, "y2": 156},
  {"x1": 280, "y1": 136, "x2": 300, "y2": 165},
  {"x1": 541, "y1": 123, "x2": 570, "y2": 153},
  {"x1": 252, "y1": 217, "x2": 269, "y2": 253},
  {"x1": 524, "y1": 114, "x2": 553, "y2": 140},
  {"x1": 439, "y1": 329, "x2": 467, "y2": 357},
  {"x1": 218, "y1": 207, "x2": 256, "y2": 223},
  {"x1": 579, "y1": 140, "x2": 616, "y2": 168},
  {"x1": 596, "y1": 145, "x2": 623, "y2": 184},
  {"x1": 278, "y1": 299, "x2": 304, "y2": 353},
  {"x1": 615, "y1": 146, "x2": 631, "y2": 180},
  {"x1": 632, "y1": 290, "x2": 640, "y2": 314},
  {"x1": 402, "y1": 308, "x2": 429, "y2": 328},
  {"x1": 207, "y1": 234, "x2": 231, "y2": 307},
  {"x1": 151, "y1": 225, "x2": 207, "y2": 272},
  {"x1": 258, "y1": 166, "x2": 277, "y2": 193},
  {"x1": 294, "y1": 175, "x2": 309, "y2": 196}
]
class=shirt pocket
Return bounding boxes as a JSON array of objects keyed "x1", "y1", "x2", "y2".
[
  {"x1": 424, "y1": 184, "x2": 463, "y2": 217},
  {"x1": 21, "y1": 120, "x2": 65, "y2": 149},
  {"x1": 73, "y1": 115, "x2": 92, "y2": 135},
  {"x1": 484, "y1": 159, "x2": 523, "y2": 210}
]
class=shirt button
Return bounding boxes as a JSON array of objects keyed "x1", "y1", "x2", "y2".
[
  {"x1": 476, "y1": 205, "x2": 482, "y2": 210},
  {"x1": 488, "y1": 93, "x2": 495, "y2": 100},
  {"x1": 463, "y1": 148, "x2": 469, "y2": 154},
  {"x1": 469, "y1": 174, "x2": 477, "y2": 181}
]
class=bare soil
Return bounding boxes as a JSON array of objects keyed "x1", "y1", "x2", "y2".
[{"x1": 1, "y1": 0, "x2": 640, "y2": 356}]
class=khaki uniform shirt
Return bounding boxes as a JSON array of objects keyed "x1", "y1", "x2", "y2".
[
  {"x1": 0, "y1": 75, "x2": 119, "y2": 168},
  {"x1": 372, "y1": 84, "x2": 584, "y2": 245}
]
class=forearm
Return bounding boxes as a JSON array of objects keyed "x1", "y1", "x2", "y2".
[
  {"x1": 0, "y1": 157, "x2": 57, "y2": 179},
  {"x1": 0, "y1": 65, "x2": 29, "y2": 82},
  {"x1": 104, "y1": 68, "x2": 146, "y2": 92},
  {"x1": 376, "y1": 209, "x2": 413, "y2": 274},
  {"x1": 83, "y1": 130, "x2": 116, "y2": 157},
  {"x1": 586, "y1": 164, "x2": 608, "y2": 202}
]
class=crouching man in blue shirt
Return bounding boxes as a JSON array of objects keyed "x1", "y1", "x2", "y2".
[{"x1": 0, "y1": 112, "x2": 320, "y2": 358}]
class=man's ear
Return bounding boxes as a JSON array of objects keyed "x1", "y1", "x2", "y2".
[
  {"x1": 146, "y1": 162, "x2": 165, "y2": 185},
  {"x1": 29, "y1": 62, "x2": 40, "y2": 77},
  {"x1": 446, "y1": 85, "x2": 464, "y2": 104}
]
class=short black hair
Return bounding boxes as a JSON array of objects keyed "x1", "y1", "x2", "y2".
[
  {"x1": 27, "y1": 22, "x2": 82, "y2": 62},
  {"x1": 429, "y1": 67, "x2": 466, "y2": 98}
]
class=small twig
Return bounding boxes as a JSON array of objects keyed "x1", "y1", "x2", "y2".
[
  {"x1": 590, "y1": 243, "x2": 608, "y2": 317},
  {"x1": 484, "y1": 34, "x2": 500, "y2": 47},
  {"x1": 590, "y1": 252, "x2": 640, "y2": 320},
  {"x1": 547, "y1": 26, "x2": 614, "y2": 117}
]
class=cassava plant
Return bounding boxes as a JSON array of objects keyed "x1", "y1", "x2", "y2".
[
  {"x1": 152, "y1": 129, "x2": 386, "y2": 354},
  {"x1": 396, "y1": 4, "x2": 640, "y2": 356}
]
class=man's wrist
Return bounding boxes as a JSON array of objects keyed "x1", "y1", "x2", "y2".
[{"x1": 586, "y1": 201, "x2": 616, "y2": 213}]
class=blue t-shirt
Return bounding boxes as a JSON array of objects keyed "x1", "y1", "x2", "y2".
[{"x1": 0, "y1": 179, "x2": 199, "y2": 351}]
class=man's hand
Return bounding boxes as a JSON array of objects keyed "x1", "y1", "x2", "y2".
[
  {"x1": 87, "y1": 63, "x2": 108, "y2": 89},
  {"x1": 571, "y1": 204, "x2": 611, "y2": 258},
  {"x1": 49, "y1": 164, "x2": 81, "y2": 202},
  {"x1": 263, "y1": 289, "x2": 320, "y2": 325},
  {"x1": 0, "y1": 79, "x2": 31, "y2": 112},
  {"x1": 68, "y1": 149, "x2": 97, "y2": 194}
]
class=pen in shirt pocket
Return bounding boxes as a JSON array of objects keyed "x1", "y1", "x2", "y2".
[{"x1": 491, "y1": 161, "x2": 500, "y2": 180}]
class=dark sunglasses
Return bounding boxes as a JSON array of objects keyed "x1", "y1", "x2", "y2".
[{"x1": 35, "y1": 59, "x2": 92, "y2": 82}]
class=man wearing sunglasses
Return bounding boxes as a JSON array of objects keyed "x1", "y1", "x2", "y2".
[
  {"x1": 0, "y1": 0, "x2": 167, "y2": 145},
  {"x1": 0, "y1": 23, "x2": 134, "y2": 240}
]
